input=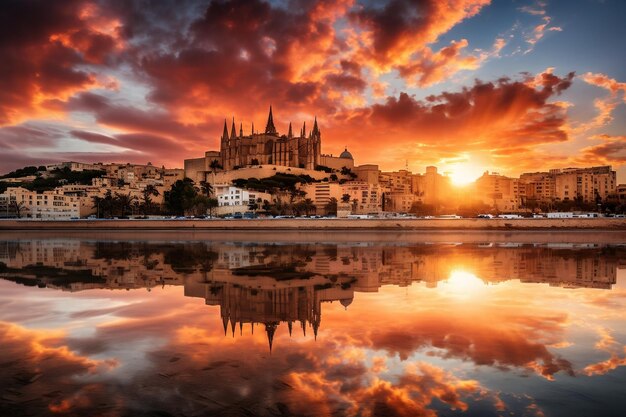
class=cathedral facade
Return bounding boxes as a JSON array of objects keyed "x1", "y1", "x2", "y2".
[{"x1": 218, "y1": 107, "x2": 321, "y2": 170}]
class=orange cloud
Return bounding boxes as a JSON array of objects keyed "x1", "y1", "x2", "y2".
[
  {"x1": 328, "y1": 70, "x2": 574, "y2": 171},
  {"x1": 576, "y1": 135, "x2": 626, "y2": 165},
  {"x1": 0, "y1": 0, "x2": 121, "y2": 126}
]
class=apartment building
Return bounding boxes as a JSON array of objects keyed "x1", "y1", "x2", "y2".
[{"x1": 0, "y1": 187, "x2": 91, "y2": 219}]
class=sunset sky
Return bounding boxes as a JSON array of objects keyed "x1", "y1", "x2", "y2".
[{"x1": 1, "y1": 0, "x2": 625, "y2": 182}]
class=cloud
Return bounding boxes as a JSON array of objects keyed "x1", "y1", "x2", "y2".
[
  {"x1": 577, "y1": 135, "x2": 626, "y2": 165},
  {"x1": 329, "y1": 70, "x2": 575, "y2": 170},
  {"x1": 582, "y1": 72, "x2": 626, "y2": 100},
  {"x1": 0, "y1": 0, "x2": 121, "y2": 125},
  {"x1": 519, "y1": 1, "x2": 562, "y2": 53},
  {"x1": 575, "y1": 72, "x2": 626, "y2": 133},
  {"x1": 0, "y1": 321, "x2": 115, "y2": 415},
  {"x1": 0, "y1": 0, "x2": 618, "y2": 178}
]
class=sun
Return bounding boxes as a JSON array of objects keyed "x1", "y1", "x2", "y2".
[
  {"x1": 444, "y1": 269, "x2": 486, "y2": 298},
  {"x1": 447, "y1": 162, "x2": 485, "y2": 186}
]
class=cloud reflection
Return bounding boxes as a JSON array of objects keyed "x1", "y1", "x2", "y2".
[{"x1": 0, "y1": 237, "x2": 625, "y2": 416}]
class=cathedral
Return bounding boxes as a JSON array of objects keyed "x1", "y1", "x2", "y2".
[{"x1": 218, "y1": 106, "x2": 321, "y2": 170}]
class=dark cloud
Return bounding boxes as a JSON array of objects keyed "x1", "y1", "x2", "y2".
[{"x1": 0, "y1": 0, "x2": 120, "y2": 125}]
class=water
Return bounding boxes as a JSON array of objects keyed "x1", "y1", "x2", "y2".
[{"x1": 0, "y1": 231, "x2": 625, "y2": 417}]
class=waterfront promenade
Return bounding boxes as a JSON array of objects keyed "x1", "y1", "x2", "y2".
[{"x1": 1, "y1": 217, "x2": 625, "y2": 231}]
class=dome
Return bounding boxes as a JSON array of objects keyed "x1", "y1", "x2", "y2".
[
  {"x1": 340, "y1": 298, "x2": 353, "y2": 309},
  {"x1": 339, "y1": 148, "x2": 353, "y2": 159}
]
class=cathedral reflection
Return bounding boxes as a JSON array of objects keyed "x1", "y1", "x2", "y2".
[{"x1": 1, "y1": 240, "x2": 623, "y2": 348}]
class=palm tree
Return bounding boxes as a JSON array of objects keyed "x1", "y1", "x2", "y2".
[
  {"x1": 209, "y1": 159, "x2": 222, "y2": 185},
  {"x1": 91, "y1": 195, "x2": 104, "y2": 218},
  {"x1": 207, "y1": 197, "x2": 218, "y2": 217},
  {"x1": 141, "y1": 185, "x2": 160, "y2": 215},
  {"x1": 301, "y1": 198, "x2": 316, "y2": 216},
  {"x1": 341, "y1": 194, "x2": 351, "y2": 203},
  {"x1": 199, "y1": 181, "x2": 214, "y2": 196},
  {"x1": 114, "y1": 192, "x2": 137, "y2": 217}
]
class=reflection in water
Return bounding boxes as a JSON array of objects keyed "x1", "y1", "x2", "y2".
[{"x1": 0, "y1": 237, "x2": 625, "y2": 416}]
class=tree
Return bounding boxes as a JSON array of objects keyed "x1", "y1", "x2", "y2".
[
  {"x1": 209, "y1": 159, "x2": 222, "y2": 171},
  {"x1": 92, "y1": 190, "x2": 116, "y2": 218},
  {"x1": 198, "y1": 181, "x2": 213, "y2": 197},
  {"x1": 209, "y1": 159, "x2": 222, "y2": 185},
  {"x1": 300, "y1": 198, "x2": 316, "y2": 216},
  {"x1": 141, "y1": 185, "x2": 160, "y2": 215},
  {"x1": 91, "y1": 195, "x2": 104, "y2": 218},
  {"x1": 324, "y1": 197, "x2": 338, "y2": 216},
  {"x1": 409, "y1": 201, "x2": 437, "y2": 216},
  {"x1": 351, "y1": 198, "x2": 359, "y2": 213},
  {"x1": 207, "y1": 197, "x2": 218, "y2": 217},
  {"x1": 165, "y1": 178, "x2": 198, "y2": 215},
  {"x1": 190, "y1": 195, "x2": 212, "y2": 217},
  {"x1": 341, "y1": 193, "x2": 351, "y2": 203},
  {"x1": 115, "y1": 192, "x2": 137, "y2": 217},
  {"x1": 289, "y1": 189, "x2": 307, "y2": 203},
  {"x1": 340, "y1": 167, "x2": 357, "y2": 179},
  {"x1": 10, "y1": 200, "x2": 28, "y2": 218}
]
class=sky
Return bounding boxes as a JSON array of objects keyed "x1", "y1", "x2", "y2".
[{"x1": 0, "y1": 0, "x2": 625, "y2": 182}]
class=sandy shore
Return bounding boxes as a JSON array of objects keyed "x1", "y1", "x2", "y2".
[{"x1": 0, "y1": 217, "x2": 625, "y2": 232}]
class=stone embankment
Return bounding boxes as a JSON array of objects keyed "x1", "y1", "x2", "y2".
[{"x1": 0, "y1": 218, "x2": 625, "y2": 230}]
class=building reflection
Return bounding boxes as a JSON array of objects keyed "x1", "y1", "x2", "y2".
[{"x1": 0, "y1": 240, "x2": 623, "y2": 348}]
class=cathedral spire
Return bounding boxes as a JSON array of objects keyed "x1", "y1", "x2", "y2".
[
  {"x1": 251, "y1": 122, "x2": 254, "y2": 136},
  {"x1": 230, "y1": 117, "x2": 236, "y2": 140},
  {"x1": 265, "y1": 106, "x2": 277, "y2": 135},
  {"x1": 312, "y1": 116, "x2": 319, "y2": 136},
  {"x1": 265, "y1": 322, "x2": 277, "y2": 353},
  {"x1": 239, "y1": 122, "x2": 243, "y2": 138},
  {"x1": 302, "y1": 121, "x2": 306, "y2": 138},
  {"x1": 222, "y1": 119, "x2": 229, "y2": 140},
  {"x1": 288, "y1": 122, "x2": 293, "y2": 138}
]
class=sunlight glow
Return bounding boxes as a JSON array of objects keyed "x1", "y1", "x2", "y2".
[
  {"x1": 448, "y1": 162, "x2": 485, "y2": 186},
  {"x1": 444, "y1": 270, "x2": 486, "y2": 297}
]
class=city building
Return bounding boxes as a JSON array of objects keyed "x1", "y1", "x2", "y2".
[
  {"x1": 521, "y1": 166, "x2": 616, "y2": 203},
  {"x1": 0, "y1": 187, "x2": 91, "y2": 219},
  {"x1": 319, "y1": 148, "x2": 355, "y2": 171},
  {"x1": 299, "y1": 181, "x2": 383, "y2": 214},
  {"x1": 214, "y1": 185, "x2": 272, "y2": 214},
  {"x1": 617, "y1": 184, "x2": 626, "y2": 204},
  {"x1": 474, "y1": 171, "x2": 522, "y2": 212}
]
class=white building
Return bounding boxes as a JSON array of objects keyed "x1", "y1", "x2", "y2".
[
  {"x1": 0, "y1": 187, "x2": 91, "y2": 220},
  {"x1": 214, "y1": 185, "x2": 272, "y2": 211}
]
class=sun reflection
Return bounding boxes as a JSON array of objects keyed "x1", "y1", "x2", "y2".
[{"x1": 444, "y1": 270, "x2": 486, "y2": 296}]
